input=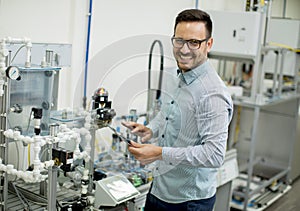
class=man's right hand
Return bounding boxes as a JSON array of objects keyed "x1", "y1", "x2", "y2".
[{"x1": 121, "y1": 121, "x2": 153, "y2": 142}]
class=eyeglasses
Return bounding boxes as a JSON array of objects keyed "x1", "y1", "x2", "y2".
[{"x1": 171, "y1": 37, "x2": 209, "y2": 50}]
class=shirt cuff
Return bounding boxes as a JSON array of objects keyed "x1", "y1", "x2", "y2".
[{"x1": 162, "y1": 147, "x2": 175, "y2": 166}]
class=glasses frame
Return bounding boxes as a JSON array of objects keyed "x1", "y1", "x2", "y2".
[{"x1": 171, "y1": 37, "x2": 210, "y2": 50}]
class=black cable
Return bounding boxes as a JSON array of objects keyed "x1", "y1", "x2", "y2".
[{"x1": 148, "y1": 40, "x2": 164, "y2": 100}]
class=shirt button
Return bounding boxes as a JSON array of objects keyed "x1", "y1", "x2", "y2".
[
  {"x1": 166, "y1": 117, "x2": 168, "y2": 120},
  {"x1": 162, "y1": 134, "x2": 164, "y2": 138},
  {"x1": 156, "y1": 167, "x2": 159, "y2": 170},
  {"x1": 171, "y1": 100, "x2": 174, "y2": 104}
]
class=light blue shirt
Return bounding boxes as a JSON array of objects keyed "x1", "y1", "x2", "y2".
[{"x1": 147, "y1": 60, "x2": 233, "y2": 203}]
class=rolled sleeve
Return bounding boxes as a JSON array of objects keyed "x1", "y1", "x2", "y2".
[{"x1": 162, "y1": 147, "x2": 185, "y2": 166}]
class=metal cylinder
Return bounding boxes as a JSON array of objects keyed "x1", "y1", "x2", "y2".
[
  {"x1": 49, "y1": 123, "x2": 59, "y2": 137},
  {"x1": 45, "y1": 50, "x2": 54, "y2": 66},
  {"x1": 5, "y1": 50, "x2": 11, "y2": 67}
]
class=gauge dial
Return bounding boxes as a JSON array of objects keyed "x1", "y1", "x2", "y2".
[{"x1": 6, "y1": 66, "x2": 21, "y2": 80}]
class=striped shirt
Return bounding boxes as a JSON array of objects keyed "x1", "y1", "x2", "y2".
[{"x1": 147, "y1": 60, "x2": 233, "y2": 203}]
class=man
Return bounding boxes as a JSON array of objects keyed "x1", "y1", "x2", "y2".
[{"x1": 122, "y1": 9, "x2": 233, "y2": 211}]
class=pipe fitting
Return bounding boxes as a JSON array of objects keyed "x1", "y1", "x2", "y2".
[
  {"x1": 3, "y1": 129, "x2": 14, "y2": 138},
  {"x1": 13, "y1": 130, "x2": 21, "y2": 140}
]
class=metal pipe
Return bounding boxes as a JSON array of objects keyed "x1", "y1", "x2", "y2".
[
  {"x1": 47, "y1": 166, "x2": 58, "y2": 211},
  {"x1": 263, "y1": 0, "x2": 272, "y2": 46},
  {"x1": 83, "y1": 0, "x2": 93, "y2": 110},
  {"x1": 282, "y1": 0, "x2": 287, "y2": 18},
  {"x1": 25, "y1": 42, "x2": 32, "y2": 68},
  {"x1": 254, "y1": 191, "x2": 273, "y2": 206},
  {"x1": 222, "y1": 60, "x2": 226, "y2": 80},
  {"x1": 5, "y1": 51, "x2": 11, "y2": 67},
  {"x1": 272, "y1": 50, "x2": 279, "y2": 96},
  {"x1": 260, "y1": 191, "x2": 278, "y2": 206},
  {"x1": 278, "y1": 49, "x2": 285, "y2": 96},
  {"x1": 88, "y1": 125, "x2": 96, "y2": 192},
  {"x1": 2, "y1": 79, "x2": 10, "y2": 210},
  {"x1": 243, "y1": 106, "x2": 260, "y2": 210},
  {"x1": 250, "y1": 10, "x2": 265, "y2": 101},
  {"x1": 195, "y1": 0, "x2": 199, "y2": 9}
]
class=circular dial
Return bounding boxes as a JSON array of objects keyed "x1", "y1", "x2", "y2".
[{"x1": 6, "y1": 66, "x2": 21, "y2": 80}]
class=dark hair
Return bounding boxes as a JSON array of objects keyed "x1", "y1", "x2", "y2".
[{"x1": 174, "y1": 9, "x2": 212, "y2": 38}]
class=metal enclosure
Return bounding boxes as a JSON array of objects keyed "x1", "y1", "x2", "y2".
[{"x1": 209, "y1": 10, "x2": 264, "y2": 57}]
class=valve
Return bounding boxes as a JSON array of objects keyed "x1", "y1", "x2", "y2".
[{"x1": 92, "y1": 87, "x2": 116, "y2": 128}]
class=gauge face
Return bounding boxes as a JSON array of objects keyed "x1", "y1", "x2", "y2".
[{"x1": 6, "y1": 66, "x2": 21, "y2": 80}]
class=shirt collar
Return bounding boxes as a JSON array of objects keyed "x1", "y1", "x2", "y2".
[{"x1": 177, "y1": 60, "x2": 210, "y2": 85}]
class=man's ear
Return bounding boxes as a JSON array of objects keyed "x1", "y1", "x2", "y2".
[{"x1": 207, "y1": 37, "x2": 213, "y2": 52}]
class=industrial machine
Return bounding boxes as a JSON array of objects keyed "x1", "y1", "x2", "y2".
[
  {"x1": 208, "y1": 1, "x2": 300, "y2": 211},
  {"x1": 0, "y1": 36, "x2": 155, "y2": 210}
]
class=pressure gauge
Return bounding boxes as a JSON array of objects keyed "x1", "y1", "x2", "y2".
[{"x1": 6, "y1": 66, "x2": 21, "y2": 80}]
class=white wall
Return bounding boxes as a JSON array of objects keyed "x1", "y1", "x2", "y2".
[
  {"x1": 0, "y1": 0, "x2": 73, "y2": 43},
  {"x1": 0, "y1": 0, "x2": 299, "y2": 116}
]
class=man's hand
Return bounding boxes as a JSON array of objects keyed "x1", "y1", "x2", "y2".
[
  {"x1": 121, "y1": 121, "x2": 153, "y2": 142},
  {"x1": 128, "y1": 141, "x2": 162, "y2": 165}
]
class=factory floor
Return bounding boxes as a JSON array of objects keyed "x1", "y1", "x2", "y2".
[{"x1": 265, "y1": 176, "x2": 300, "y2": 211}]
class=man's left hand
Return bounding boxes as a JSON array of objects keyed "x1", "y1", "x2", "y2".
[{"x1": 128, "y1": 141, "x2": 162, "y2": 165}]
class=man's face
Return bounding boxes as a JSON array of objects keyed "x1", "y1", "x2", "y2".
[{"x1": 173, "y1": 21, "x2": 213, "y2": 72}]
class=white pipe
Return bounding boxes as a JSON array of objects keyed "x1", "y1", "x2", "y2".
[
  {"x1": 84, "y1": 113, "x2": 92, "y2": 130},
  {"x1": 0, "y1": 79, "x2": 4, "y2": 96},
  {"x1": 25, "y1": 42, "x2": 32, "y2": 68},
  {"x1": 2, "y1": 130, "x2": 57, "y2": 182},
  {"x1": 84, "y1": 133, "x2": 92, "y2": 162},
  {"x1": 0, "y1": 36, "x2": 32, "y2": 96},
  {"x1": 73, "y1": 133, "x2": 81, "y2": 158},
  {"x1": 3, "y1": 122, "x2": 94, "y2": 179},
  {"x1": 2, "y1": 37, "x2": 31, "y2": 44},
  {"x1": 0, "y1": 159, "x2": 51, "y2": 183},
  {"x1": 72, "y1": 127, "x2": 91, "y2": 161},
  {"x1": 33, "y1": 136, "x2": 42, "y2": 178},
  {"x1": 1, "y1": 37, "x2": 32, "y2": 68},
  {"x1": 0, "y1": 40, "x2": 8, "y2": 92},
  {"x1": 4, "y1": 129, "x2": 34, "y2": 144}
]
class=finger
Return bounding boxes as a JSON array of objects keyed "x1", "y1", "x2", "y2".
[
  {"x1": 128, "y1": 145, "x2": 140, "y2": 155},
  {"x1": 121, "y1": 121, "x2": 136, "y2": 130},
  {"x1": 131, "y1": 125, "x2": 142, "y2": 134},
  {"x1": 141, "y1": 134, "x2": 152, "y2": 142},
  {"x1": 128, "y1": 141, "x2": 142, "y2": 148}
]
